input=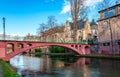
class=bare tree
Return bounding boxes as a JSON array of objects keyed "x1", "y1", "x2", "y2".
[
  {"x1": 79, "y1": 5, "x2": 88, "y2": 20},
  {"x1": 47, "y1": 16, "x2": 57, "y2": 28},
  {"x1": 37, "y1": 23, "x2": 47, "y2": 35},
  {"x1": 37, "y1": 23, "x2": 48, "y2": 41},
  {"x1": 70, "y1": 0, "x2": 86, "y2": 42}
]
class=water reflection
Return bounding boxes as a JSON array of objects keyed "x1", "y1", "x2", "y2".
[{"x1": 10, "y1": 55, "x2": 120, "y2": 77}]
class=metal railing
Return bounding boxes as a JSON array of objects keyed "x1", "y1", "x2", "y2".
[
  {"x1": 0, "y1": 34, "x2": 24, "y2": 41},
  {"x1": 0, "y1": 34, "x2": 98, "y2": 44}
]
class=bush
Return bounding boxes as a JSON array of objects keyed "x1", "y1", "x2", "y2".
[{"x1": 50, "y1": 46, "x2": 67, "y2": 53}]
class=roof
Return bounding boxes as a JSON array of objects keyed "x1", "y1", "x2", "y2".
[
  {"x1": 98, "y1": 3, "x2": 120, "y2": 13},
  {"x1": 69, "y1": 19, "x2": 97, "y2": 29},
  {"x1": 90, "y1": 19, "x2": 97, "y2": 26},
  {"x1": 78, "y1": 20, "x2": 85, "y2": 29},
  {"x1": 42, "y1": 26, "x2": 64, "y2": 37},
  {"x1": 69, "y1": 20, "x2": 85, "y2": 29}
]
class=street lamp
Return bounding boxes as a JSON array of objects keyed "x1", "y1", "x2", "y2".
[{"x1": 3, "y1": 17, "x2": 6, "y2": 40}]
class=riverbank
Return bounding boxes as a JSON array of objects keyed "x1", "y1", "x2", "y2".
[
  {"x1": 0, "y1": 59, "x2": 20, "y2": 77},
  {"x1": 78, "y1": 54, "x2": 120, "y2": 60},
  {"x1": 31, "y1": 53, "x2": 75, "y2": 56},
  {"x1": 29, "y1": 52, "x2": 120, "y2": 60}
]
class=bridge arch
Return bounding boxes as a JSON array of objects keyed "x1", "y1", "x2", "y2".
[
  {"x1": 0, "y1": 40, "x2": 90, "y2": 61},
  {"x1": 85, "y1": 46, "x2": 90, "y2": 54},
  {"x1": 4, "y1": 44, "x2": 86, "y2": 61},
  {"x1": 17, "y1": 43, "x2": 24, "y2": 49},
  {"x1": 7, "y1": 43, "x2": 14, "y2": 54},
  {"x1": 27, "y1": 43, "x2": 32, "y2": 46}
]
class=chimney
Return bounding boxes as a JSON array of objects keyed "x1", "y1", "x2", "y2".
[
  {"x1": 116, "y1": 1, "x2": 119, "y2": 5},
  {"x1": 27, "y1": 33, "x2": 30, "y2": 36}
]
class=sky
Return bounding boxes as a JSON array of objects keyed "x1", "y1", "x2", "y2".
[{"x1": 0, "y1": 0, "x2": 119, "y2": 36}]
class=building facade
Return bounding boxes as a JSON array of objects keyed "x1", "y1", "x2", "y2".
[
  {"x1": 23, "y1": 33, "x2": 40, "y2": 41},
  {"x1": 98, "y1": 1, "x2": 120, "y2": 54},
  {"x1": 39, "y1": 18, "x2": 98, "y2": 44},
  {"x1": 65, "y1": 19, "x2": 98, "y2": 43},
  {"x1": 63, "y1": 20, "x2": 73, "y2": 42},
  {"x1": 39, "y1": 26, "x2": 64, "y2": 42}
]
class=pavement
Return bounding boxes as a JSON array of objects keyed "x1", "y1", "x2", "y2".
[{"x1": 0, "y1": 63, "x2": 3, "y2": 77}]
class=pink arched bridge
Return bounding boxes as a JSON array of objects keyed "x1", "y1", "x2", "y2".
[{"x1": 0, "y1": 40, "x2": 90, "y2": 61}]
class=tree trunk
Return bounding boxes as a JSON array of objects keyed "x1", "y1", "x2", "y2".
[{"x1": 73, "y1": 18, "x2": 78, "y2": 43}]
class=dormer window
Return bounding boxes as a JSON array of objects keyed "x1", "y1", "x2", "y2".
[{"x1": 104, "y1": 9, "x2": 114, "y2": 18}]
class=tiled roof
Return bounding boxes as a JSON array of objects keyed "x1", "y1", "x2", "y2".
[
  {"x1": 90, "y1": 19, "x2": 97, "y2": 26},
  {"x1": 42, "y1": 26, "x2": 64, "y2": 36},
  {"x1": 98, "y1": 3, "x2": 120, "y2": 13},
  {"x1": 69, "y1": 20, "x2": 85, "y2": 29},
  {"x1": 69, "y1": 19, "x2": 97, "y2": 30},
  {"x1": 78, "y1": 20, "x2": 85, "y2": 29}
]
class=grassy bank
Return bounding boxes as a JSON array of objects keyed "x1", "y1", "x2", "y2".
[
  {"x1": 78, "y1": 54, "x2": 120, "y2": 60},
  {"x1": 0, "y1": 59, "x2": 20, "y2": 77}
]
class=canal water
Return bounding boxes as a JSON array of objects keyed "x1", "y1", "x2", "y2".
[{"x1": 10, "y1": 55, "x2": 120, "y2": 77}]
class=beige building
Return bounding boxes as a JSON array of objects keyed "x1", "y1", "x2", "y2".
[
  {"x1": 39, "y1": 18, "x2": 97, "y2": 44},
  {"x1": 64, "y1": 19, "x2": 97, "y2": 43},
  {"x1": 23, "y1": 33, "x2": 40, "y2": 41},
  {"x1": 39, "y1": 26, "x2": 64, "y2": 42},
  {"x1": 63, "y1": 20, "x2": 73, "y2": 42},
  {"x1": 77, "y1": 19, "x2": 92, "y2": 41}
]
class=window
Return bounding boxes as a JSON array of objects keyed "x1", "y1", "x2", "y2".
[
  {"x1": 104, "y1": 9, "x2": 114, "y2": 18},
  {"x1": 103, "y1": 42, "x2": 110, "y2": 46},
  {"x1": 104, "y1": 11, "x2": 109, "y2": 18},
  {"x1": 109, "y1": 10, "x2": 114, "y2": 17},
  {"x1": 71, "y1": 30, "x2": 74, "y2": 33},
  {"x1": 71, "y1": 45, "x2": 74, "y2": 47},
  {"x1": 104, "y1": 21, "x2": 108, "y2": 29},
  {"x1": 118, "y1": 41, "x2": 120, "y2": 45}
]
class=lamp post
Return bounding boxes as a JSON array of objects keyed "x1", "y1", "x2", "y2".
[{"x1": 3, "y1": 17, "x2": 6, "y2": 40}]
